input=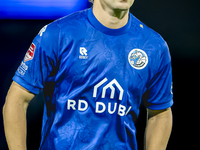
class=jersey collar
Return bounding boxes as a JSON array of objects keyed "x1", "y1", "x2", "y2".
[{"x1": 87, "y1": 7, "x2": 132, "y2": 36}]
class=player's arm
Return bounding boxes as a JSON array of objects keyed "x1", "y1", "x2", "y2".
[
  {"x1": 144, "y1": 107, "x2": 173, "y2": 150},
  {"x1": 3, "y1": 81, "x2": 35, "y2": 150}
]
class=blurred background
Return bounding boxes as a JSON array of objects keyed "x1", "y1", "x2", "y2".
[{"x1": 0, "y1": 0, "x2": 199, "y2": 149}]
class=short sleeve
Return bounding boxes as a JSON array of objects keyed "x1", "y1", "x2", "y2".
[
  {"x1": 143, "y1": 37, "x2": 173, "y2": 110},
  {"x1": 13, "y1": 22, "x2": 60, "y2": 94}
]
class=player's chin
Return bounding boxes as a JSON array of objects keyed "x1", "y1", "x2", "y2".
[
  {"x1": 114, "y1": 6, "x2": 130, "y2": 11},
  {"x1": 114, "y1": 2, "x2": 132, "y2": 10}
]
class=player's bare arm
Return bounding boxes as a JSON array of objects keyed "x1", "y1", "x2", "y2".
[
  {"x1": 3, "y1": 81, "x2": 35, "y2": 150},
  {"x1": 145, "y1": 108, "x2": 173, "y2": 150}
]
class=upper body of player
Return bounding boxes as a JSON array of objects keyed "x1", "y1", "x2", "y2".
[{"x1": 3, "y1": 0, "x2": 173, "y2": 150}]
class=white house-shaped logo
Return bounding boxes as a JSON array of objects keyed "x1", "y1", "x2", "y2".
[{"x1": 93, "y1": 78, "x2": 124, "y2": 100}]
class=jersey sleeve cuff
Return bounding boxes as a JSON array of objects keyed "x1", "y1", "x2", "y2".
[
  {"x1": 13, "y1": 75, "x2": 41, "y2": 95},
  {"x1": 146, "y1": 99, "x2": 174, "y2": 110}
]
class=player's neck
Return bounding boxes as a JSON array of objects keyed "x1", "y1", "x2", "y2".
[{"x1": 93, "y1": 3, "x2": 129, "y2": 29}]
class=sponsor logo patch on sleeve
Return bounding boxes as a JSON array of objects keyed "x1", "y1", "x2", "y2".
[{"x1": 24, "y1": 43, "x2": 36, "y2": 62}]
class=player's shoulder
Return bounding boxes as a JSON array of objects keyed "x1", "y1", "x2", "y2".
[
  {"x1": 130, "y1": 14, "x2": 168, "y2": 54},
  {"x1": 34, "y1": 21, "x2": 60, "y2": 45},
  {"x1": 54, "y1": 9, "x2": 88, "y2": 30},
  {"x1": 35, "y1": 9, "x2": 88, "y2": 44},
  {"x1": 41, "y1": 9, "x2": 88, "y2": 34},
  {"x1": 130, "y1": 13, "x2": 166, "y2": 44}
]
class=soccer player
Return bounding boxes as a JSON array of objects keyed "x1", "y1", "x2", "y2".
[{"x1": 3, "y1": 0, "x2": 173, "y2": 150}]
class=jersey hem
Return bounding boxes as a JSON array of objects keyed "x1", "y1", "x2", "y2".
[
  {"x1": 146, "y1": 99, "x2": 173, "y2": 110},
  {"x1": 13, "y1": 75, "x2": 40, "y2": 94}
]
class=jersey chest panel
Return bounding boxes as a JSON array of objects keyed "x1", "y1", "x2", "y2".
[{"x1": 55, "y1": 31, "x2": 149, "y2": 107}]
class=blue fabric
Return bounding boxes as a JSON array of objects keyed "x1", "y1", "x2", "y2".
[{"x1": 13, "y1": 7, "x2": 173, "y2": 150}]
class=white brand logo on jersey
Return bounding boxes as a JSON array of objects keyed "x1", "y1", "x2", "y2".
[
  {"x1": 128, "y1": 49, "x2": 148, "y2": 70},
  {"x1": 93, "y1": 78, "x2": 124, "y2": 100},
  {"x1": 38, "y1": 25, "x2": 47, "y2": 37},
  {"x1": 17, "y1": 61, "x2": 28, "y2": 76},
  {"x1": 67, "y1": 78, "x2": 132, "y2": 116},
  {"x1": 79, "y1": 47, "x2": 88, "y2": 59}
]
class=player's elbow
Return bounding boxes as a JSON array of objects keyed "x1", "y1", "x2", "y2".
[
  {"x1": 2, "y1": 99, "x2": 10, "y2": 122},
  {"x1": 3, "y1": 94, "x2": 9, "y2": 116},
  {"x1": 3, "y1": 97, "x2": 11, "y2": 119},
  {"x1": 2, "y1": 103, "x2": 6, "y2": 118}
]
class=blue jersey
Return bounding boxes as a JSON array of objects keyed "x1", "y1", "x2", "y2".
[{"x1": 13, "y1": 7, "x2": 173, "y2": 150}]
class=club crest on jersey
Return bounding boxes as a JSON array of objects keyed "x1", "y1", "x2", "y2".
[
  {"x1": 24, "y1": 43, "x2": 35, "y2": 62},
  {"x1": 128, "y1": 49, "x2": 148, "y2": 70}
]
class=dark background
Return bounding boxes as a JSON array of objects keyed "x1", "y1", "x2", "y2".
[{"x1": 0, "y1": 0, "x2": 199, "y2": 149}]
